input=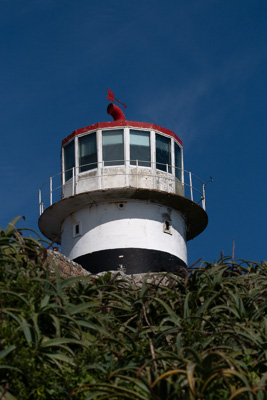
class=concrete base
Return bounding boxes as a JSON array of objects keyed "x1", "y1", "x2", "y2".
[{"x1": 74, "y1": 247, "x2": 187, "y2": 274}]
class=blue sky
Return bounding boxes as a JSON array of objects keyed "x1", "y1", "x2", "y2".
[{"x1": 1, "y1": 0, "x2": 266, "y2": 265}]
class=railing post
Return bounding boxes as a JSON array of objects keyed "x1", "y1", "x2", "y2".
[
  {"x1": 125, "y1": 159, "x2": 130, "y2": 187},
  {"x1": 97, "y1": 160, "x2": 101, "y2": 190},
  {"x1": 102, "y1": 161, "x2": 105, "y2": 189},
  {"x1": 61, "y1": 170, "x2": 63, "y2": 200},
  {"x1": 166, "y1": 164, "x2": 169, "y2": 192},
  {"x1": 39, "y1": 189, "x2": 42, "y2": 215},
  {"x1": 189, "y1": 172, "x2": 193, "y2": 201},
  {"x1": 136, "y1": 160, "x2": 138, "y2": 188},
  {"x1": 72, "y1": 167, "x2": 75, "y2": 196},
  {"x1": 74, "y1": 166, "x2": 77, "y2": 195},
  {"x1": 202, "y1": 184, "x2": 206, "y2": 210},
  {"x1": 50, "y1": 177, "x2": 53, "y2": 206},
  {"x1": 153, "y1": 161, "x2": 156, "y2": 189}
]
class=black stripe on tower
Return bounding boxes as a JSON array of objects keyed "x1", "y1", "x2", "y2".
[{"x1": 74, "y1": 248, "x2": 187, "y2": 275}]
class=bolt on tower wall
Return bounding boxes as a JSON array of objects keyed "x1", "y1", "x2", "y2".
[{"x1": 38, "y1": 103, "x2": 208, "y2": 274}]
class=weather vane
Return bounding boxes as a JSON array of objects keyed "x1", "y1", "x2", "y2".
[{"x1": 107, "y1": 88, "x2": 127, "y2": 108}]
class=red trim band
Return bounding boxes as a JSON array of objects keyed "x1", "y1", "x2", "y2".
[{"x1": 62, "y1": 120, "x2": 183, "y2": 146}]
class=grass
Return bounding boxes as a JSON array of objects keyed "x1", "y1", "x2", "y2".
[{"x1": 0, "y1": 217, "x2": 266, "y2": 399}]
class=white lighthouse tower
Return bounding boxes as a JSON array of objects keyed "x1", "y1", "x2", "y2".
[{"x1": 38, "y1": 95, "x2": 208, "y2": 274}]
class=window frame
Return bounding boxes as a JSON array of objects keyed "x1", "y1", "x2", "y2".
[
  {"x1": 63, "y1": 139, "x2": 75, "y2": 182},
  {"x1": 130, "y1": 129, "x2": 151, "y2": 167},
  {"x1": 155, "y1": 133, "x2": 172, "y2": 173},
  {"x1": 102, "y1": 129, "x2": 125, "y2": 167},
  {"x1": 78, "y1": 131, "x2": 98, "y2": 174},
  {"x1": 73, "y1": 221, "x2": 82, "y2": 238},
  {"x1": 174, "y1": 141, "x2": 182, "y2": 181}
]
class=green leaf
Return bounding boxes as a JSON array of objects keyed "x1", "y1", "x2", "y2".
[
  {"x1": 20, "y1": 316, "x2": 33, "y2": 345},
  {"x1": 184, "y1": 292, "x2": 191, "y2": 318},
  {"x1": 0, "y1": 291, "x2": 30, "y2": 306},
  {"x1": 0, "y1": 345, "x2": 16, "y2": 360},
  {"x1": 32, "y1": 313, "x2": 41, "y2": 342},
  {"x1": 76, "y1": 319, "x2": 110, "y2": 337},
  {"x1": 68, "y1": 301, "x2": 100, "y2": 315},
  {"x1": 0, "y1": 387, "x2": 18, "y2": 400},
  {"x1": 196, "y1": 293, "x2": 218, "y2": 316},
  {"x1": 40, "y1": 337, "x2": 86, "y2": 348},
  {"x1": 4, "y1": 216, "x2": 25, "y2": 236},
  {"x1": 40, "y1": 294, "x2": 50, "y2": 309},
  {"x1": 45, "y1": 352, "x2": 75, "y2": 365}
]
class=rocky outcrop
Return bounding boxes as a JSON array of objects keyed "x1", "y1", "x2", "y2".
[
  {"x1": 45, "y1": 249, "x2": 186, "y2": 286},
  {"x1": 45, "y1": 249, "x2": 90, "y2": 278}
]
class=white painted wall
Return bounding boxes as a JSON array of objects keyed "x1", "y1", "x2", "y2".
[
  {"x1": 62, "y1": 166, "x2": 184, "y2": 198},
  {"x1": 61, "y1": 200, "x2": 187, "y2": 264}
]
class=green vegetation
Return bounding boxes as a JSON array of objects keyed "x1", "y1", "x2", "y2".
[{"x1": 0, "y1": 217, "x2": 266, "y2": 399}]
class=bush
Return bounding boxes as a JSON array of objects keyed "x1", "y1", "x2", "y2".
[{"x1": 0, "y1": 217, "x2": 266, "y2": 399}]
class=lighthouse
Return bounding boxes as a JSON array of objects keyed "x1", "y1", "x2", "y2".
[{"x1": 38, "y1": 96, "x2": 208, "y2": 274}]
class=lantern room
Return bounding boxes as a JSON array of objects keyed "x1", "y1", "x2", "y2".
[{"x1": 61, "y1": 104, "x2": 184, "y2": 198}]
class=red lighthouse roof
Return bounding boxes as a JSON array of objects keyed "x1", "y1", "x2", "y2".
[{"x1": 62, "y1": 101, "x2": 182, "y2": 146}]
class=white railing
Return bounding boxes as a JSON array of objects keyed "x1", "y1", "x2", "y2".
[{"x1": 39, "y1": 161, "x2": 207, "y2": 215}]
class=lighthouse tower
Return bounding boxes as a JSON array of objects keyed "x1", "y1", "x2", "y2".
[{"x1": 38, "y1": 99, "x2": 208, "y2": 274}]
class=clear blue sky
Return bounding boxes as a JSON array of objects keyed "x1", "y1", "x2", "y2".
[{"x1": 1, "y1": 0, "x2": 266, "y2": 265}]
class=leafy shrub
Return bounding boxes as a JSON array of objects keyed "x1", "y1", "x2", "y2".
[{"x1": 0, "y1": 217, "x2": 266, "y2": 399}]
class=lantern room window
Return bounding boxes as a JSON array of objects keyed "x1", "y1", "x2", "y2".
[
  {"x1": 156, "y1": 134, "x2": 171, "y2": 173},
  {"x1": 175, "y1": 142, "x2": 182, "y2": 181},
  {"x1": 64, "y1": 140, "x2": 75, "y2": 181},
  {"x1": 102, "y1": 129, "x2": 124, "y2": 166},
  {"x1": 79, "y1": 132, "x2": 97, "y2": 172},
  {"x1": 130, "y1": 130, "x2": 151, "y2": 167}
]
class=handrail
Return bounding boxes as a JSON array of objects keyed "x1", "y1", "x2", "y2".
[{"x1": 39, "y1": 160, "x2": 207, "y2": 215}]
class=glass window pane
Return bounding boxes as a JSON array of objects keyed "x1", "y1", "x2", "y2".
[
  {"x1": 156, "y1": 134, "x2": 171, "y2": 172},
  {"x1": 64, "y1": 141, "x2": 75, "y2": 181},
  {"x1": 130, "y1": 130, "x2": 150, "y2": 167},
  {"x1": 102, "y1": 130, "x2": 124, "y2": 166},
  {"x1": 79, "y1": 133, "x2": 97, "y2": 172},
  {"x1": 175, "y1": 142, "x2": 182, "y2": 181}
]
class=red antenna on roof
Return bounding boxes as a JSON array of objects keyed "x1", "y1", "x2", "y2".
[{"x1": 107, "y1": 88, "x2": 127, "y2": 108}]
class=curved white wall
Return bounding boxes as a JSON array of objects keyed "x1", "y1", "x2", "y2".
[
  {"x1": 61, "y1": 200, "x2": 187, "y2": 265},
  {"x1": 62, "y1": 165, "x2": 184, "y2": 199}
]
